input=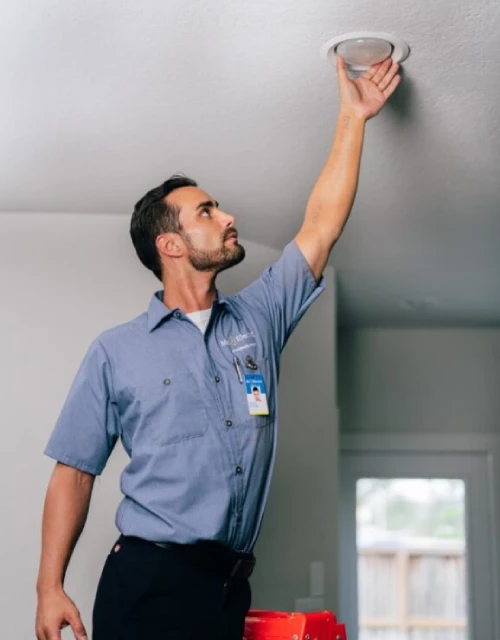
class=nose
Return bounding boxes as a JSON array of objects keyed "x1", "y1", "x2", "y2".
[{"x1": 222, "y1": 211, "x2": 236, "y2": 228}]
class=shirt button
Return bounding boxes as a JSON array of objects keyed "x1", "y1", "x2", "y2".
[
  {"x1": 163, "y1": 378, "x2": 171, "y2": 385},
  {"x1": 174, "y1": 311, "x2": 181, "y2": 319},
  {"x1": 225, "y1": 420, "x2": 233, "y2": 427},
  {"x1": 215, "y1": 376, "x2": 221, "y2": 383},
  {"x1": 235, "y1": 466, "x2": 243, "y2": 474}
]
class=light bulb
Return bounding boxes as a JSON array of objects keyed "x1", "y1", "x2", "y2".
[{"x1": 336, "y1": 38, "x2": 393, "y2": 71}]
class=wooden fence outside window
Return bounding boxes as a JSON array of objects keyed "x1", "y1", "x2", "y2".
[{"x1": 358, "y1": 546, "x2": 467, "y2": 640}]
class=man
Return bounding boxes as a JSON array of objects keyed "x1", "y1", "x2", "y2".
[{"x1": 35, "y1": 56, "x2": 400, "y2": 640}]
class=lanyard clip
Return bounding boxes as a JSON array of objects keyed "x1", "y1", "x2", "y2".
[{"x1": 245, "y1": 355, "x2": 258, "y2": 370}]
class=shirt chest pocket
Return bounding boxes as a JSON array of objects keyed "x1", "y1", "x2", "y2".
[{"x1": 134, "y1": 371, "x2": 210, "y2": 446}]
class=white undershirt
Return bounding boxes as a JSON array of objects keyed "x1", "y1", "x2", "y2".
[{"x1": 186, "y1": 308, "x2": 212, "y2": 334}]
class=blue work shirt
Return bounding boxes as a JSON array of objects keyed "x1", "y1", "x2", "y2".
[{"x1": 44, "y1": 241, "x2": 324, "y2": 552}]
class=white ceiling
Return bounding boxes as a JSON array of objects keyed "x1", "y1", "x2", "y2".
[{"x1": 2, "y1": 0, "x2": 499, "y2": 327}]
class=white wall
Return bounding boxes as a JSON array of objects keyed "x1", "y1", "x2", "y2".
[
  {"x1": 0, "y1": 213, "x2": 337, "y2": 639},
  {"x1": 338, "y1": 328, "x2": 500, "y2": 434}
]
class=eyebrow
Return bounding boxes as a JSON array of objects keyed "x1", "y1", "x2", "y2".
[{"x1": 196, "y1": 200, "x2": 219, "y2": 211}]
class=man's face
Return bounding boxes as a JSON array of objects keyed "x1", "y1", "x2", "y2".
[
  {"x1": 252, "y1": 389, "x2": 261, "y2": 402},
  {"x1": 166, "y1": 186, "x2": 245, "y2": 273}
]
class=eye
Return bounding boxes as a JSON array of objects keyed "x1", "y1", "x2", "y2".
[{"x1": 200, "y1": 208, "x2": 211, "y2": 218}]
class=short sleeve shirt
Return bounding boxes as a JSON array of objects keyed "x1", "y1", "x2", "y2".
[{"x1": 44, "y1": 240, "x2": 325, "y2": 552}]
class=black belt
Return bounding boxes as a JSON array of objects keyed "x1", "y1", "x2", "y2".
[{"x1": 151, "y1": 539, "x2": 256, "y2": 580}]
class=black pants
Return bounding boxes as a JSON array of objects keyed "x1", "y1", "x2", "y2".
[{"x1": 92, "y1": 536, "x2": 252, "y2": 640}]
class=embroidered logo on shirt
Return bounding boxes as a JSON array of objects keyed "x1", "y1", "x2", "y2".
[{"x1": 220, "y1": 331, "x2": 255, "y2": 347}]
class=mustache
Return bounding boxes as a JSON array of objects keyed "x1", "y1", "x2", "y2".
[{"x1": 223, "y1": 228, "x2": 238, "y2": 241}]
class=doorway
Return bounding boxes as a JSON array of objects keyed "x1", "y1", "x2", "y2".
[{"x1": 339, "y1": 450, "x2": 497, "y2": 640}]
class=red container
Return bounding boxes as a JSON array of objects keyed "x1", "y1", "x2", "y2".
[{"x1": 244, "y1": 610, "x2": 347, "y2": 640}]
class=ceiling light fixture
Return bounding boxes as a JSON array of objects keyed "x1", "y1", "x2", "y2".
[{"x1": 321, "y1": 31, "x2": 410, "y2": 72}]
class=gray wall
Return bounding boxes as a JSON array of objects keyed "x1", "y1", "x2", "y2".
[
  {"x1": 246, "y1": 260, "x2": 338, "y2": 613},
  {"x1": 0, "y1": 213, "x2": 337, "y2": 639},
  {"x1": 337, "y1": 327, "x2": 500, "y2": 638},
  {"x1": 338, "y1": 328, "x2": 500, "y2": 434}
]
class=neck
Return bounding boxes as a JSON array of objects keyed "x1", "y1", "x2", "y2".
[{"x1": 162, "y1": 270, "x2": 218, "y2": 313}]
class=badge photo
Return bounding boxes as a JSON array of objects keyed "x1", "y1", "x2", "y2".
[{"x1": 244, "y1": 373, "x2": 269, "y2": 416}]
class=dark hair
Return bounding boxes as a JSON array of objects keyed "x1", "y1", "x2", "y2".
[{"x1": 130, "y1": 174, "x2": 198, "y2": 280}]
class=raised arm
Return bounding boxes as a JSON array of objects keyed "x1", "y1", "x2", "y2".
[{"x1": 295, "y1": 56, "x2": 401, "y2": 280}]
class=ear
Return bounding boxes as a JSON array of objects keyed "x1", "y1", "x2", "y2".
[{"x1": 156, "y1": 232, "x2": 185, "y2": 260}]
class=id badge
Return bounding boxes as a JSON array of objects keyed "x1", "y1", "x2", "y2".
[{"x1": 245, "y1": 373, "x2": 269, "y2": 416}]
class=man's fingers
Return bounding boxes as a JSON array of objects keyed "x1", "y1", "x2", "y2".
[
  {"x1": 378, "y1": 61, "x2": 400, "y2": 91},
  {"x1": 36, "y1": 594, "x2": 86, "y2": 640},
  {"x1": 362, "y1": 60, "x2": 384, "y2": 81},
  {"x1": 336, "y1": 55, "x2": 349, "y2": 81},
  {"x1": 68, "y1": 610, "x2": 88, "y2": 640},
  {"x1": 383, "y1": 74, "x2": 401, "y2": 99},
  {"x1": 371, "y1": 57, "x2": 393, "y2": 85},
  {"x1": 35, "y1": 626, "x2": 46, "y2": 640},
  {"x1": 40, "y1": 624, "x2": 62, "y2": 640}
]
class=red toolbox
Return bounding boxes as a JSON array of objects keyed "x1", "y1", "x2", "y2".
[{"x1": 244, "y1": 610, "x2": 347, "y2": 640}]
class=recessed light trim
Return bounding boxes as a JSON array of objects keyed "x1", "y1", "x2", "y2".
[{"x1": 321, "y1": 31, "x2": 410, "y2": 71}]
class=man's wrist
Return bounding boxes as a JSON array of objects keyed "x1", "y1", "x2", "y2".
[
  {"x1": 36, "y1": 578, "x2": 64, "y2": 596},
  {"x1": 338, "y1": 105, "x2": 367, "y2": 125}
]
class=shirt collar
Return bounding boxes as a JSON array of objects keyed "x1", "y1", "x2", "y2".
[
  {"x1": 147, "y1": 292, "x2": 176, "y2": 332},
  {"x1": 147, "y1": 290, "x2": 240, "y2": 332}
]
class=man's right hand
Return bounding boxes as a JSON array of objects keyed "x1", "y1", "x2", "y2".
[{"x1": 36, "y1": 589, "x2": 88, "y2": 640}]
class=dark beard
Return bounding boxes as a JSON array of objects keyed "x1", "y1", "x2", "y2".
[{"x1": 182, "y1": 232, "x2": 246, "y2": 273}]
